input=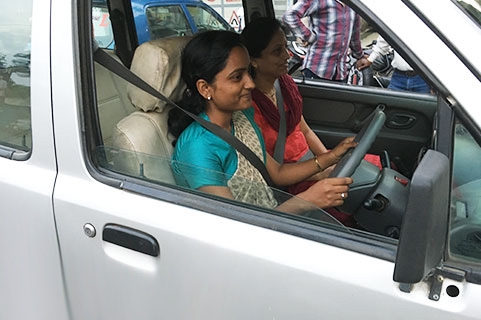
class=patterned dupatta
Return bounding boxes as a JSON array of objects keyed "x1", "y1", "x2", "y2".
[{"x1": 227, "y1": 111, "x2": 278, "y2": 208}]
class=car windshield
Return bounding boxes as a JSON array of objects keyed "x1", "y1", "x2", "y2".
[{"x1": 455, "y1": 0, "x2": 481, "y2": 28}]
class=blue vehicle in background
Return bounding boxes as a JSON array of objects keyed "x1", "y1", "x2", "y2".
[{"x1": 93, "y1": 0, "x2": 232, "y2": 49}]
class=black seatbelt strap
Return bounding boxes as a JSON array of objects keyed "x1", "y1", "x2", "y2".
[
  {"x1": 93, "y1": 48, "x2": 275, "y2": 187},
  {"x1": 272, "y1": 79, "x2": 286, "y2": 163}
]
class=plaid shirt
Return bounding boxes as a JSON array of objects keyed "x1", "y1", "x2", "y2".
[{"x1": 282, "y1": 0, "x2": 363, "y2": 81}]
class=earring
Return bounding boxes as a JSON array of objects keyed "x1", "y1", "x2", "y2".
[{"x1": 207, "y1": 96, "x2": 211, "y2": 101}]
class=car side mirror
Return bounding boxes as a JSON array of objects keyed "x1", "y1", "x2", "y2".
[{"x1": 393, "y1": 150, "x2": 450, "y2": 283}]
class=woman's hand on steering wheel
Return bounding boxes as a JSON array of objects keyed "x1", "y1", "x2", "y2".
[
  {"x1": 310, "y1": 137, "x2": 356, "y2": 180},
  {"x1": 329, "y1": 107, "x2": 386, "y2": 179},
  {"x1": 298, "y1": 177, "x2": 353, "y2": 208},
  {"x1": 329, "y1": 137, "x2": 357, "y2": 163}
]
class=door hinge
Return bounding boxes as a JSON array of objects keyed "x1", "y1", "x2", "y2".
[
  {"x1": 398, "y1": 266, "x2": 465, "y2": 301},
  {"x1": 427, "y1": 266, "x2": 465, "y2": 301}
]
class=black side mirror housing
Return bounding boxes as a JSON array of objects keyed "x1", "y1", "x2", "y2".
[{"x1": 394, "y1": 150, "x2": 450, "y2": 283}]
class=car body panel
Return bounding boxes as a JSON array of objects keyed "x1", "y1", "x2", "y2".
[
  {"x1": 0, "y1": 0, "x2": 69, "y2": 319},
  {"x1": 411, "y1": 0, "x2": 481, "y2": 77}
]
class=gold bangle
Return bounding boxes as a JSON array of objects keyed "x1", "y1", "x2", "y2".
[{"x1": 314, "y1": 155, "x2": 323, "y2": 172}]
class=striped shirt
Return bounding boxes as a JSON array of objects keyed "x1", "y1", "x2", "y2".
[{"x1": 282, "y1": 0, "x2": 363, "y2": 81}]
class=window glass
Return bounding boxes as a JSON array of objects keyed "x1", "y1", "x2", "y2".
[
  {"x1": 146, "y1": 6, "x2": 193, "y2": 39},
  {"x1": 449, "y1": 122, "x2": 481, "y2": 263},
  {"x1": 95, "y1": 145, "x2": 348, "y2": 229},
  {"x1": 186, "y1": 5, "x2": 230, "y2": 32},
  {"x1": 0, "y1": 1, "x2": 32, "y2": 153},
  {"x1": 455, "y1": 0, "x2": 481, "y2": 28},
  {"x1": 92, "y1": 5, "x2": 114, "y2": 49}
]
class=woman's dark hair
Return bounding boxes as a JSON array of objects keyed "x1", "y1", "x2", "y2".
[
  {"x1": 168, "y1": 30, "x2": 245, "y2": 144},
  {"x1": 241, "y1": 17, "x2": 285, "y2": 77}
]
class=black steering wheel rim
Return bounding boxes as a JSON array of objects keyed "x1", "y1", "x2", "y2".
[{"x1": 329, "y1": 106, "x2": 386, "y2": 178}]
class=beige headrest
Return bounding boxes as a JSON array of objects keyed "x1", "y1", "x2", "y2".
[{"x1": 127, "y1": 36, "x2": 192, "y2": 112}]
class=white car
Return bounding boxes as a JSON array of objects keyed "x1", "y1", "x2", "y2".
[{"x1": 1, "y1": 0, "x2": 481, "y2": 319}]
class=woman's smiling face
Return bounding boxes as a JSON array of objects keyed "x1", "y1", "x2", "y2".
[{"x1": 207, "y1": 46, "x2": 255, "y2": 112}]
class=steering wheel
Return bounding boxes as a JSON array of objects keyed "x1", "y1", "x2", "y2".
[{"x1": 329, "y1": 106, "x2": 386, "y2": 178}]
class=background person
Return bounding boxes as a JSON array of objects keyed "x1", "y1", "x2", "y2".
[
  {"x1": 357, "y1": 34, "x2": 431, "y2": 93},
  {"x1": 282, "y1": 0, "x2": 364, "y2": 82}
]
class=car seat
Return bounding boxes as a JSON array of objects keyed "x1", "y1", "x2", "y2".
[
  {"x1": 110, "y1": 36, "x2": 191, "y2": 184},
  {"x1": 95, "y1": 56, "x2": 135, "y2": 146}
]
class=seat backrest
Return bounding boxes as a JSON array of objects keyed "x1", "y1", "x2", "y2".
[
  {"x1": 95, "y1": 52, "x2": 136, "y2": 146},
  {"x1": 110, "y1": 36, "x2": 191, "y2": 183}
]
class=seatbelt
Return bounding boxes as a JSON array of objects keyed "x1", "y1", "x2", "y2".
[
  {"x1": 272, "y1": 79, "x2": 286, "y2": 163},
  {"x1": 93, "y1": 48, "x2": 275, "y2": 187}
]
